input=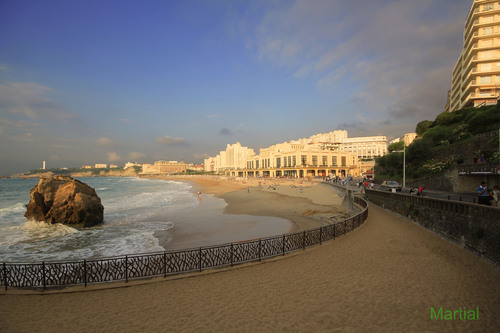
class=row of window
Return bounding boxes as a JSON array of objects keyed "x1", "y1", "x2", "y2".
[{"x1": 246, "y1": 155, "x2": 348, "y2": 169}]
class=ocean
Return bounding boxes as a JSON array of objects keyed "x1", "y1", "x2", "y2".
[
  {"x1": 0, "y1": 177, "x2": 291, "y2": 263},
  {"x1": 0, "y1": 177, "x2": 198, "y2": 262}
]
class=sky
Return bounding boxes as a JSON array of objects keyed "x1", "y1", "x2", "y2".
[{"x1": 0, "y1": 0, "x2": 472, "y2": 175}]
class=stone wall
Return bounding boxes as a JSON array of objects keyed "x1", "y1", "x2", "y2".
[
  {"x1": 365, "y1": 189, "x2": 500, "y2": 268},
  {"x1": 406, "y1": 165, "x2": 500, "y2": 193}
]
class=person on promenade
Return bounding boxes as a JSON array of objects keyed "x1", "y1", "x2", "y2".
[
  {"x1": 491, "y1": 185, "x2": 500, "y2": 207},
  {"x1": 479, "y1": 154, "x2": 486, "y2": 164},
  {"x1": 477, "y1": 182, "x2": 489, "y2": 205},
  {"x1": 416, "y1": 186, "x2": 424, "y2": 196}
]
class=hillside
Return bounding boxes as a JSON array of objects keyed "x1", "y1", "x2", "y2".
[{"x1": 376, "y1": 104, "x2": 500, "y2": 182}]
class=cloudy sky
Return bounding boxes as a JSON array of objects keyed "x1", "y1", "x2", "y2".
[{"x1": 0, "y1": 0, "x2": 471, "y2": 175}]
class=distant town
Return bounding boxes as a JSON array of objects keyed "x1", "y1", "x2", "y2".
[{"x1": 15, "y1": 130, "x2": 417, "y2": 180}]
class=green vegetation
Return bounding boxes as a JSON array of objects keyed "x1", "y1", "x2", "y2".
[{"x1": 376, "y1": 104, "x2": 500, "y2": 182}]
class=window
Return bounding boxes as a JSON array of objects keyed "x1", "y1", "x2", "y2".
[
  {"x1": 482, "y1": 63, "x2": 493, "y2": 71},
  {"x1": 341, "y1": 156, "x2": 346, "y2": 166},
  {"x1": 256, "y1": 160, "x2": 259, "y2": 169},
  {"x1": 332, "y1": 156, "x2": 337, "y2": 166},
  {"x1": 484, "y1": 27, "x2": 494, "y2": 35},
  {"x1": 288, "y1": 156, "x2": 292, "y2": 167},
  {"x1": 483, "y1": 4, "x2": 494, "y2": 11},
  {"x1": 312, "y1": 155, "x2": 318, "y2": 166},
  {"x1": 276, "y1": 157, "x2": 281, "y2": 168},
  {"x1": 301, "y1": 155, "x2": 307, "y2": 166},
  {"x1": 480, "y1": 50, "x2": 493, "y2": 59},
  {"x1": 480, "y1": 76, "x2": 492, "y2": 84},
  {"x1": 322, "y1": 156, "x2": 327, "y2": 166}
]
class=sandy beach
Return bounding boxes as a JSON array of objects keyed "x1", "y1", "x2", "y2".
[
  {"x1": 153, "y1": 176, "x2": 350, "y2": 250},
  {"x1": 1, "y1": 176, "x2": 499, "y2": 332}
]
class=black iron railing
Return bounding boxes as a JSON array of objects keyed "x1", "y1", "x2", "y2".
[{"x1": 1, "y1": 196, "x2": 368, "y2": 290}]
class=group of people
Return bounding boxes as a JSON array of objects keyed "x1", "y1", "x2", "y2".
[
  {"x1": 409, "y1": 186, "x2": 425, "y2": 196},
  {"x1": 477, "y1": 182, "x2": 500, "y2": 207}
]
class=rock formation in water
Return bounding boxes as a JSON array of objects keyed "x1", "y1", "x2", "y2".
[{"x1": 24, "y1": 175, "x2": 104, "y2": 228}]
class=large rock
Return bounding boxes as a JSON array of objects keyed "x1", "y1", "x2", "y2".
[{"x1": 25, "y1": 175, "x2": 104, "y2": 228}]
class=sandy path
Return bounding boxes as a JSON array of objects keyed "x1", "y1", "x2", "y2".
[{"x1": 1, "y1": 203, "x2": 499, "y2": 332}]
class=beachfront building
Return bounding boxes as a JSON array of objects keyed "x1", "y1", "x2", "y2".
[
  {"x1": 204, "y1": 142, "x2": 255, "y2": 173},
  {"x1": 141, "y1": 160, "x2": 187, "y2": 174},
  {"x1": 237, "y1": 141, "x2": 358, "y2": 178},
  {"x1": 336, "y1": 135, "x2": 387, "y2": 160},
  {"x1": 94, "y1": 163, "x2": 108, "y2": 169},
  {"x1": 446, "y1": 0, "x2": 500, "y2": 111},
  {"x1": 389, "y1": 133, "x2": 418, "y2": 147},
  {"x1": 207, "y1": 130, "x2": 387, "y2": 179}
]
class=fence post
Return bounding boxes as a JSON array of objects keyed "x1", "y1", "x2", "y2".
[
  {"x1": 83, "y1": 260, "x2": 87, "y2": 287},
  {"x1": 125, "y1": 256, "x2": 128, "y2": 283},
  {"x1": 282, "y1": 235, "x2": 286, "y2": 255},
  {"x1": 259, "y1": 239, "x2": 262, "y2": 261},
  {"x1": 3, "y1": 263, "x2": 8, "y2": 291},
  {"x1": 163, "y1": 252, "x2": 167, "y2": 278},
  {"x1": 42, "y1": 262, "x2": 46, "y2": 291},
  {"x1": 231, "y1": 243, "x2": 234, "y2": 267},
  {"x1": 199, "y1": 248, "x2": 202, "y2": 272}
]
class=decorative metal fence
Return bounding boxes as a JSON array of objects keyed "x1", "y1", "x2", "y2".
[{"x1": 1, "y1": 196, "x2": 368, "y2": 290}]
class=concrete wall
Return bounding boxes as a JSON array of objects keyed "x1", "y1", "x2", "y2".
[
  {"x1": 365, "y1": 189, "x2": 500, "y2": 268},
  {"x1": 406, "y1": 164, "x2": 500, "y2": 193}
]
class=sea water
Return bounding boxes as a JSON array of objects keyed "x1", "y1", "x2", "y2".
[{"x1": 0, "y1": 177, "x2": 198, "y2": 262}]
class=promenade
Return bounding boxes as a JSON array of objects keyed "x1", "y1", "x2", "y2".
[{"x1": 1, "y1": 202, "x2": 499, "y2": 332}]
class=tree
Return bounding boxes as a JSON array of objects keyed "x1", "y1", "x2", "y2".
[
  {"x1": 415, "y1": 120, "x2": 433, "y2": 136},
  {"x1": 423, "y1": 126, "x2": 452, "y2": 145},
  {"x1": 388, "y1": 141, "x2": 404, "y2": 152},
  {"x1": 407, "y1": 137, "x2": 433, "y2": 165},
  {"x1": 435, "y1": 112, "x2": 456, "y2": 126}
]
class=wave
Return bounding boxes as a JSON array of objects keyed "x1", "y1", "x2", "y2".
[{"x1": 0, "y1": 202, "x2": 26, "y2": 214}]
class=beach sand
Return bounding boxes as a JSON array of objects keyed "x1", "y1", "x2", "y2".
[
  {"x1": 1, "y1": 177, "x2": 499, "y2": 332},
  {"x1": 154, "y1": 176, "x2": 350, "y2": 250}
]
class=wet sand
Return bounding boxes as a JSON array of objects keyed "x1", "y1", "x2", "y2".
[
  {"x1": 154, "y1": 176, "x2": 350, "y2": 250},
  {"x1": 1, "y1": 176, "x2": 499, "y2": 332}
]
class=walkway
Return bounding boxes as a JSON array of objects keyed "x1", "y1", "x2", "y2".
[{"x1": 1, "y1": 203, "x2": 499, "y2": 332}]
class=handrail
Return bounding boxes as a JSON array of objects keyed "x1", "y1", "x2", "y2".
[{"x1": 1, "y1": 196, "x2": 368, "y2": 290}]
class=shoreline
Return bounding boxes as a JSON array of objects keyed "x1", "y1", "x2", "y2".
[{"x1": 146, "y1": 175, "x2": 350, "y2": 249}]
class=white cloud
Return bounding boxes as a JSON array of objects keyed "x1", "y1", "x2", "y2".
[
  {"x1": 107, "y1": 152, "x2": 121, "y2": 162},
  {"x1": 129, "y1": 152, "x2": 146, "y2": 160},
  {"x1": 242, "y1": 0, "x2": 468, "y2": 128},
  {"x1": 97, "y1": 137, "x2": 117, "y2": 147},
  {"x1": 0, "y1": 81, "x2": 75, "y2": 121},
  {"x1": 155, "y1": 135, "x2": 187, "y2": 145}
]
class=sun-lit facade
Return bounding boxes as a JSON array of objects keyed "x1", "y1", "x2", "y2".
[
  {"x1": 205, "y1": 130, "x2": 387, "y2": 179},
  {"x1": 447, "y1": 0, "x2": 500, "y2": 111}
]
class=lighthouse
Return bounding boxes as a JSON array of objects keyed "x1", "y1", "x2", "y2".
[{"x1": 42, "y1": 161, "x2": 46, "y2": 170}]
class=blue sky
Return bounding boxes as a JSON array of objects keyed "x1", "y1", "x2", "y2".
[{"x1": 0, "y1": 0, "x2": 471, "y2": 175}]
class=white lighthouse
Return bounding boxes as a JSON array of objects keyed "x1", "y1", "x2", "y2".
[{"x1": 42, "y1": 160, "x2": 46, "y2": 170}]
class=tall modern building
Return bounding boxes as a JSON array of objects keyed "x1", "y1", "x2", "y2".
[{"x1": 446, "y1": 0, "x2": 500, "y2": 112}]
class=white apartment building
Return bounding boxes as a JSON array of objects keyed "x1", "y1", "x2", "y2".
[
  {"x1": 447, "y1": 0, "x2": 500, "y2": 111},
  {"x1": 204, "y1": 142, "x2": 255, "y2": 172}
]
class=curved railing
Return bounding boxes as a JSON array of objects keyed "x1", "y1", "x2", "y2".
[{"x1": 1, "y1": 196, "x2": 368, "y2": 290}]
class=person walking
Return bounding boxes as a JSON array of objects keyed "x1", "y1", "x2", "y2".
[
  {"x1": 491, "y1": 185, "x2": 500, "y2": 207},
  {"x1": 477, "y1": 181, "x2": 489, "y2": 205}
]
